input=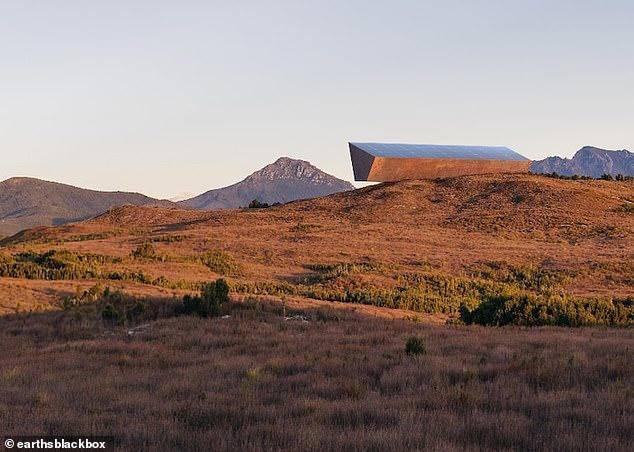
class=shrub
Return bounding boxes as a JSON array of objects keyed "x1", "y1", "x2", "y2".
[
  {"x1": 101, "y1": 303, "x2": 120, "y2": 323},
  {"x1": 460, "y1": 293, "x2": 633, "y2": 327},
  {"x1": 248, "y1": 199, "x2": 270, "y2": 209},
  {"x1": 59, "y1": 283, "x2": 105, "y2": 310},
  {"x1": 512, "y1": 194, "x2": 525, "y2": 204},
  {"x1": 541, "y1": 172, "x2": 633, "y2": 181},
  {"x1": 131, "y1": 242, "x2": 158, "y2": 259},
  {"x1": 616, "y1": 203, "x2": 634, "y2": 214},
  {"x1": 126, "y1": 301, "x2": 146, "y2": 321},
  {"x1": 178, "y1": 279, "x2": 230, "y2": 317},
  {"x1": 199, "y1": 250, "x2": 241, "y2": 276},
  {"x1": 151, "y1": 235, "x2": 187, "y2": 243},
  {"x1": 0, "y1": 250, "x2": 118, "y2": 281},
  {"x1": 405, "y1": 336, "x2": 426, "y2": 356}
]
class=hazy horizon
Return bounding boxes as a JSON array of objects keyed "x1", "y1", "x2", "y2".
[{"x1": 2, "y1": 1, "x2": 633, "y2": 198}]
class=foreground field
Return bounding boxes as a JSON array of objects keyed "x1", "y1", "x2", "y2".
[{"x1": 1, "y1": 298, "x2": 632, "y2": 451}]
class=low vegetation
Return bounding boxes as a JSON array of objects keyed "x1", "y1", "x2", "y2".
[
  {"x1": 1, "y1": 298, "x2": 632, "y2": 450},
  {"x1": 460, "y1": 293, "x2": 633, "y2": 327},
  {"x1": 131, "y1": 242, "x2": 160, "y2": 259},
  {"x1": 177, "y1": 279, "x2": 230, "y2": 317},
  {"x1": 541, "y1": 172, "x2": 634, "y2": 181},
  {"x1": 197, "y1": 250, "x2": 242, "y2": 276},
  {"x1": 0, "y1": 250, "x2": 118, "y2": 280},
  {"x1": 233, "y1": 260, "x2": 633, "y2": 326},
  {"x1": 1, "y1": 250, "x2": 631, "y2": 326},
  {"x1": 616, "y1": 202, "x2": 634, "y2": 214},
  {"x1": 0, "y1": 173, "x2": 632, "y2": 449},
  {"x1": 248, "y1": 199, "x2": 280, "y2": 209}
]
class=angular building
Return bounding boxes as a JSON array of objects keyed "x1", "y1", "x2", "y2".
[{"x1": 349, "y1": 142, "x2": 530, "y2": 181}]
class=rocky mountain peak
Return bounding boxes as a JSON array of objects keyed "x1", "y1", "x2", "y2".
[
  {"x1": 179, "y1": 157, "x2": 355, "y2": 210},
  {"x1": 530, "y1": 146, "x2": 633, "y2": 178},
  {"x1": 247, "y1": 157, "x2": 348, "y2": 186}
]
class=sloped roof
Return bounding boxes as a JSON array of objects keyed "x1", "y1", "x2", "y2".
[{"x1": 349, "y1": 142, "x2": 528, "y2": 161}]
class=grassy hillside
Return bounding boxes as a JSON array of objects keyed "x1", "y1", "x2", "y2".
[{"x1": 1, "y1": 173, "x2": 631, "y2": 316}]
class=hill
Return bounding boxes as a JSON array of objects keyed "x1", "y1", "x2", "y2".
[
  {"x1": 0, "y1": 177, "x2": 173, "y2": 236},
  {"x1": 530, "y1": 146, "x2": 633, "y2": 177},
  {"x1": 179, "y1": 157, "x2": 355, "y2": 209},
  {"x1": 3, "y1": 173, "x2": 630, "y2": 307}
]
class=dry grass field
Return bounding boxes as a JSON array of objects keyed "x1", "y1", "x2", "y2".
[
  {"x1": 1, "y1": 298, "x2": 633, "y2": 451},
  {"x1": 0, "y1": 174, "x2": 633, "y2": 450}
]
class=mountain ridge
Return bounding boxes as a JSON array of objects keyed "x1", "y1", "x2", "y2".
[
  {"x1": 0, "y1": 177, "x2": 174, "y2": 236},
  {"x1": 530, "y1": 146, "x2": 633, "y2": 177}
]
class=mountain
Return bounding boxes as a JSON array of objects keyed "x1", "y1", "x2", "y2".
[
  {"x1": 180, "y1": 157, "x2": 355, "y2": 209},
  {"x1": 530, "y1": 146, "x2": 634, "y2": 177},
  {"x1": 0, "y1": 177, "x2": 173, "y2": 236}
]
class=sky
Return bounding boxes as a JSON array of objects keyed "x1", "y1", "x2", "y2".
[{"x1": 1, "y1": 0, "x2": 633, "y2": 199}]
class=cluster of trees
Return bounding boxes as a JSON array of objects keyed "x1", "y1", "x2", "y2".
[
  {"x1": 460, "y1": 293, "x2": 633, "y2": 327},
  {"x1": 0, "y1": 249, "x2": 205, "y2": 293},
  {"x1": 0, "y1": 250, "x2": 102, "y2": 280},
  {"x1": 232, "y1": 262, "x2": 632, "y2": 327},
  {"x1": 247, "y1": 199, "x2": 281, "y2": 209},
  {"x1": 544, "y1": 172, "x2": 633, "y2": 181},
  {"x1": 467, "y1": 262, "x2": 569, "y2": 292}
]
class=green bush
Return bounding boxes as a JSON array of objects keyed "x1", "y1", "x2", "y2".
[
  {"x1": 101, "y1": 303, "x2": 120, "y2": 323},
  {"x1": 248, "y1": 199, "x2": 270, "y2": 209},
  {"x1": 460, "y1": 293, "x2": 633, "y2": 327},
  {"x1": 405, "y1": 336, "x2": 426, "y2": 356},
  {"x1": 0, "y1": 250, "x2": 111, "y2": 280},
  {"x1": 126, "y1": 301, "x2": 146, "y2": 321},
  {"x1": 199, "y1": 250, "x2": 241, "y2": 276},
  {"x1": 131, "y1": 242, "x2": 158, "y2": 259},
  {"x1": 178, "y1": 279, "x2": 230, "y2": 317}
]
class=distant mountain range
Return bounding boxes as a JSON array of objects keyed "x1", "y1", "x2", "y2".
[
  {"x1": 179, "y1": 157, "x2": 355, "y2": 210},
  {"x1": 0, "y1": 177, "x2": 173, "y2": 236},
  {"x1": 530, "y1": 146, "x2": 633, "y2": 177},
  {"x1": 2, "y1": 149, "x2": 631, "y2": 237},
  {"x1": 0, "y1": 158, "x2": 354, "y2": 236}
]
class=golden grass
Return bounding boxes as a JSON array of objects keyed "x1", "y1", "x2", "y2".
[{"x1": 0, "y1": 298, "x2": 632, "y2": 450}]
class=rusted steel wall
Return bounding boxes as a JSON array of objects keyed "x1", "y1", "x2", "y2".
[{"x1": 361, "y1": 157, "x2": 531, "y2": 181}]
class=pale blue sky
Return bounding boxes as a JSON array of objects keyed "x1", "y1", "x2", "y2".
[{"x1": 1, "y1": 1, "x2": 633, "y2": 198}]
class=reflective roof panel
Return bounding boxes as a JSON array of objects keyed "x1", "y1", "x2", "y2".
[{"x1": 350, "y1": 142, "x2": 528, "y2": 161}]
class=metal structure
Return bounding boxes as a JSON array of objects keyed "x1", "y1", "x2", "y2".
[{"x1": 349, "y1": 142, "x2": 530, "y2": 181}]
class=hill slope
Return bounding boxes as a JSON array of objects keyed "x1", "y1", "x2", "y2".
[
  {"x1": 530, "y1": 146, "x2": 633, "y2": 177},
  {"x1": 180, "y1": 157, "x2": 355, "y2": 209},
  {"x1": 1, "y1": 173, "x2": 632, "y2": 310},
  {"x1": 0, "y1": 177, "x2": 173, "y2": 236},
  {"x1": 78, "y1": 174, "x2": 632, "y2": 297}
]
